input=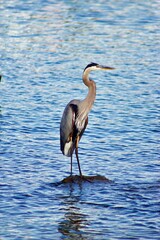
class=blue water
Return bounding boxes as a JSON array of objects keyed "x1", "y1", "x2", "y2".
[{"x1": 0, "y1": 0, "x2": 160, "y2": 239}]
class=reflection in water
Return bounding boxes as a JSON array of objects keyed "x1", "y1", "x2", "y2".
[
  {"x1": 58, "y1": 186, "x2": 89, "y2": 239},
  {"x1": 58, "y1": 206, "x2": 88, "y2": 239}
]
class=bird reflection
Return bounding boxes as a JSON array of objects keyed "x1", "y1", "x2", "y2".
[
  {"x1": 58, "y1": 187, "x2": 89, "y2": 239},
  {"x1": 58, "y1": 206, "x2": 88, "y2": 239}
]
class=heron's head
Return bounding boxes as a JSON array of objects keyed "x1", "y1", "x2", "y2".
[{"x1": 84, "y1": 62, "x2": 115, "y2": 72}]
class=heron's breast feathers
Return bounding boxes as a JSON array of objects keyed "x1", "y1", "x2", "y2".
[{"x1": 75, "y1": 117, "x2": 87, "y2": 133}]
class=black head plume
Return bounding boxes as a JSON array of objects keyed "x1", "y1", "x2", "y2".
[
  {"x1": 84, "y1": 62, "x2": 115, "y2": 72},
  {"x1": 84, "y1": 62, "x2": 99, "y2": 71}
]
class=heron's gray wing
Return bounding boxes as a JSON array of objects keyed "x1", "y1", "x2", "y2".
[{"x1": 60, "y1": 100, "x2": 80, "y2": 155}]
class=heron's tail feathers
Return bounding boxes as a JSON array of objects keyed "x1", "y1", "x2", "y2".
[{"x1": 63, "y1": 141, "x2": 74, "y2": 157}]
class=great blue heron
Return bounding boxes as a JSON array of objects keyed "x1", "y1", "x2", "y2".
[{"x1": 60, "y1": 62, "x2": 114, "y2": 177}]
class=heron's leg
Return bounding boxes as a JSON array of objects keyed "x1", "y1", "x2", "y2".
[
  {"x1": 75, "y1": 136, "x2": 82, "y2": 176},
  {"x1": 70, "y1": 154, "x2": 73, "y2": 176}
]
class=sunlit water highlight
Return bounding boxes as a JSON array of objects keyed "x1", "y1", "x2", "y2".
[{"x1": 0, "y1": 0, "x2": 160, "y2": 239}]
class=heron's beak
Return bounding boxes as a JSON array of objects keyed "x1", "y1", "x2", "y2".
[{"x1": 97, "y1": 65, "x2": 115, "y2": 70}]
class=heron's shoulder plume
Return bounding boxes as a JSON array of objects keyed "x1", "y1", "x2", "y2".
[{"x1": 84, "y1": 62, "x2": 99, "y2": 71}]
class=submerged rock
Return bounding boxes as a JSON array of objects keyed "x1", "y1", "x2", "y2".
[{"x1": 61, "y1": 175, "x2": 111, "y2": 184}]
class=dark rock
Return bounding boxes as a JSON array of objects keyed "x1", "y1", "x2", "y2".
[{"x1": 61, "y1": 175, "x2": 111, "y2": 184}]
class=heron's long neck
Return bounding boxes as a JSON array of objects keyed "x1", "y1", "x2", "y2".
[{"x1": 78, "y1": 69, "x2": 96, "y2": 119}]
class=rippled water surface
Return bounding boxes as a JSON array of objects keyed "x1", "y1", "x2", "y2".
[{"x1": 0, "y1": 0, "x2": 160, "y2": 239}]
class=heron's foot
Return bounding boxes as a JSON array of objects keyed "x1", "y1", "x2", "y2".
[
  {"x1": 80, "y1": 175, "x2": 92, "y2": 182},
  {"x1": 61, "y1": 175, "x2": 90, "y2": 183}
]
